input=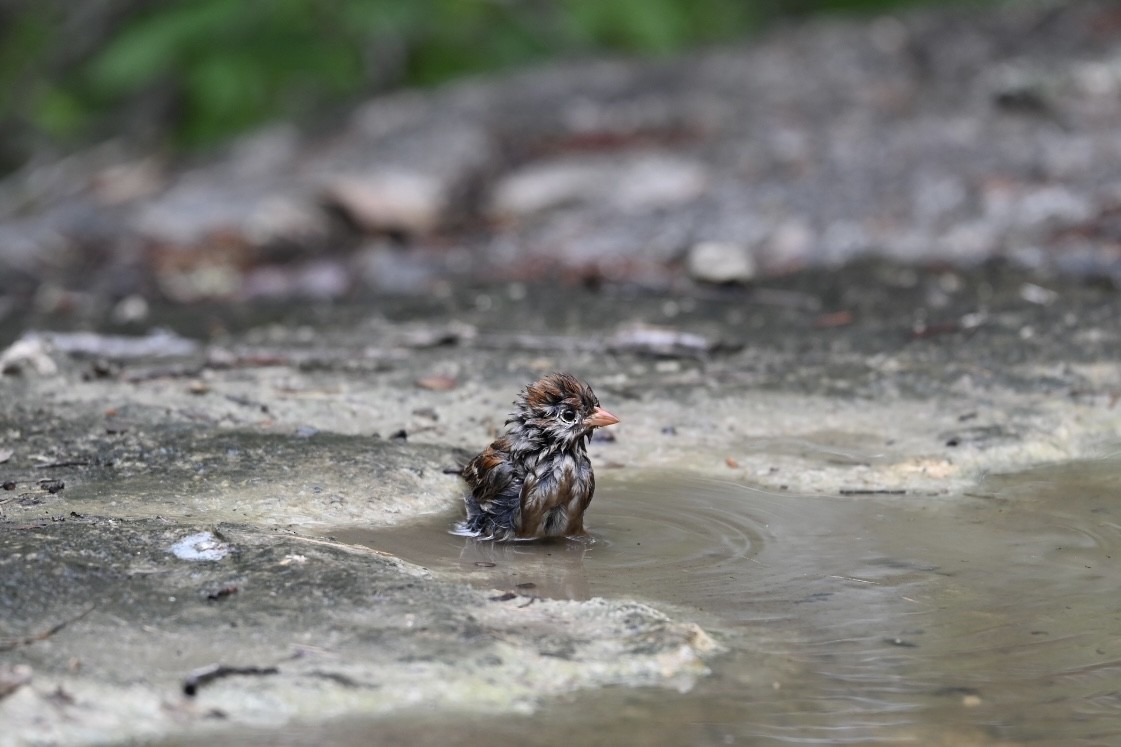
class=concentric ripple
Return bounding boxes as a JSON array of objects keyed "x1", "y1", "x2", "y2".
[
  {"x1": 328, "y1": 461, "x2": 1121, "y2": 745},
  {"x1": 579, "y1": 474, "x2": 772, "y2": 601},
  {"x1": 335, "y1": 472, "x2": 786, "y2": 604}
]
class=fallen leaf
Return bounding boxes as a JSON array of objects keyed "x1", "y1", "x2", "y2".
[
  {"x1": 415, "y1": 375, "x2": 457, "y2": 391},
  {"x1": 814, "y1": 310, "x2": 854, "y2": 328}
]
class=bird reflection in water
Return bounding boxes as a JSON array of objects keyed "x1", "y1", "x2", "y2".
[{"x1": 453, "y1": 533, "x2": 595, "y2": 601}]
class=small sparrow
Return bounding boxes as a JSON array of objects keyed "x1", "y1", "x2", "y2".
[{"x1": 459, "y1": 372, "x2": 620, "y2": 541}]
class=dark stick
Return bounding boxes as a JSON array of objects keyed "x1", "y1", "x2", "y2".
[{"x1": 182, "y1": 664, "x2": 279, "y2": 697}]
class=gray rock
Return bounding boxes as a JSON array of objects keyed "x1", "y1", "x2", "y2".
[
  {"x1": 489, "y1": 153, "x2": 707, "y2": 218},
  {"x1": 0, "y1": 520, "x2": 714, "y2": 745},
  {"x1": 686, "y1": 241, "x2": 757, "y2": 284},
  {"x1": 314, "y1": 120, "x2": 495, "y2": 234}
]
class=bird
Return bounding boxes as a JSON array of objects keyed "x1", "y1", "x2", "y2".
[{"x1": 458, "y1": 372, "x2": 620, "y2": 541}]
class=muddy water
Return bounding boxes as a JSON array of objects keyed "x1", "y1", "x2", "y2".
[{"x1": 301, "y1": 460, "x2": 1121, "y2": 745}]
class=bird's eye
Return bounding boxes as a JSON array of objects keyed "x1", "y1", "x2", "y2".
[{"x1": 559, "y1": 409, "x2": 577, "y2": 424}]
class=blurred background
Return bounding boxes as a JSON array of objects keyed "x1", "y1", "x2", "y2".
[
  {"x1": 1, "y1": 0, "x2": 973, "y2": 169},
  {"x1": 4, "y1": 0, "x2": 1120, "y2": 317}
]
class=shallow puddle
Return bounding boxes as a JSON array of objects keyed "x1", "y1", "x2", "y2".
[{"x1": 268, "y1": 460, "x2": 1121, "y2": 745}]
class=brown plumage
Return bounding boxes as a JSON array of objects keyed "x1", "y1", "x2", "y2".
[{"x1": 458, "y1": 373, "x2": 619, "y2": 541}]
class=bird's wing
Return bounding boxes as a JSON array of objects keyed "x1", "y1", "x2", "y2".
[
  {"x1": 462, "y1": 441, "x2": 523, "y2": 536},
  {"x1": 463, "y1": 444, "x2": 516, "y2": 503}
]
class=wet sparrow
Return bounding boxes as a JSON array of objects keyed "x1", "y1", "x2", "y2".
[{"x1": 459, "y1": 372, "x2": 620, "y2": 541}]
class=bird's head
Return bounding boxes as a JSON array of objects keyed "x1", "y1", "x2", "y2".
[{"x1": 508, "y1": 372, "x2": 619, "y2": 452}]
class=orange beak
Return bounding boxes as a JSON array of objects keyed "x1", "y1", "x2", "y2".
[{"x1": 584, "y1": 406, "x2": 620, "y2": 428}]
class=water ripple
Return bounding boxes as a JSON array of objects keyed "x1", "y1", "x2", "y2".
[{"x1": 330, "y1": 461, "x2": 1121, "y2": 745}]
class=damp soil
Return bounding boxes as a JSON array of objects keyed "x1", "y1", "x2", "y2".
[{"x1": 276, "y1": 461, "x2": 1121, "y2": 746}]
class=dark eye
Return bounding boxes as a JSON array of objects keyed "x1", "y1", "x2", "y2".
[{"x1": 558, "y1": 409, "x2": 577, "y2": 424}]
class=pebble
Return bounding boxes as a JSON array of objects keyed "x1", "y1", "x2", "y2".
[
  {"x1": 488, "y1": 153, "x2": 707, "y2": 218},
  {"x1": 686, "y1": 242, "x2": 756, "y2": 284},
  {"x1": 0, "y1": 336, "x2": 58, "y2": 376},
  {"x1": 324, "y1": 172, "x2": 446, "y2": 234}
]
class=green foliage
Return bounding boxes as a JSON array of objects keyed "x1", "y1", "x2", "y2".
[
  {"x1": 0, "y1": 9, "x2": 59, "y2": 133},
  {"x1": 561, "y1": 0, "x2": 764, "y2": 53},
  {"x1": 33, "y1": 86, "x2": 87, "y2": 138},
  {"x1": 0, "y1": 0, "x2": 991, "y2": 154},
  {"x1": 68, "y1": 0, "x2": 780, "y2": 146},
  {"x1": 82, "y1": 0, "x2": 372, "y2": 145}
]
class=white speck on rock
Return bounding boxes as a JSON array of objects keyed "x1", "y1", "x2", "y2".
[
  {"x1": 0, "y1": 336, "x2": 58, "y2": 376},
  {"x1": 169, "y1": 532, "x2": 231, "y2": 561}
]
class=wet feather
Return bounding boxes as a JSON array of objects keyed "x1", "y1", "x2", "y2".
[{"x1": 458, "y1": 373, "x2": 618, "y2": 541}]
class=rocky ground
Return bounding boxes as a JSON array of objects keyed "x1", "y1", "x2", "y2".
[
  {"x1": 2, "y1": 260, "x2": 1121, "y2": 743},
  {"x1": 3, "y1": 1, "x2": 1121, "y2": 744},
  {"x1": 2, "y1": 1, "x2": 1121, "y2": 314}
]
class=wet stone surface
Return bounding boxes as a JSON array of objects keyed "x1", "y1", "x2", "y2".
[
  {"x1": 1, "y1": 261, "x2": 1120, "y2": 743},
  {"x1": 0, "y1": 519, "x2": 712, "y2": 744}
]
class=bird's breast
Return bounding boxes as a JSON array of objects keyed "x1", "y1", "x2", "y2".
[{"x1": 520, "y1": 452, "x2": 592, "y2": 530}]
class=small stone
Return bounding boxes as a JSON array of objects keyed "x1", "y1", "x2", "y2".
[
  {"x1": 111, "y1": 295, "x2": 150, "y2": 324},
  {"x1": 324, "y1": 172, "x2": 446, "y2": 234},
  {"x1": 0, "y1": 336, "x2": 58, "y2": 376},
  {"x1": 686, "y1": 242, "x2": 756, "y2": 284},
  {"x1": 1020, "y1": 282, "x2": 1057, "y2": 306},
  {"x1": 489, "y1": 153, "x2": 707, "y2": 218},
  {"x1": 610, "y1": 325, "x2": 716, "y2": 357}
]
